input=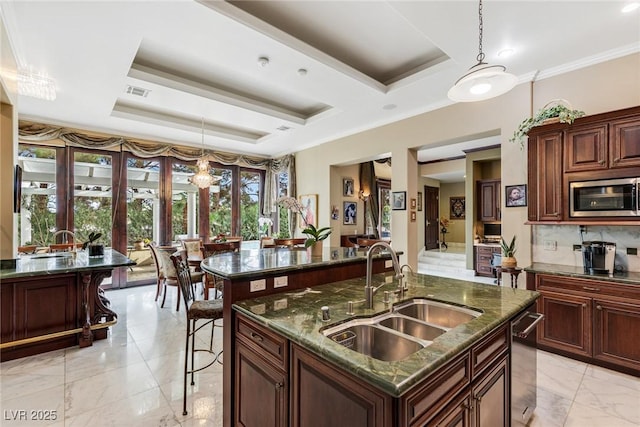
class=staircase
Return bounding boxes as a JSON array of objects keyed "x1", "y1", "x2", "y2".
[{"x1": 417, "y1": 243, "x2": 495, "y2": 284}]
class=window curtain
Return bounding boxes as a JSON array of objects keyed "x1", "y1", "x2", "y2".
[{"x1": 359, "y1": 161, "x2": 379, "y2": 239}]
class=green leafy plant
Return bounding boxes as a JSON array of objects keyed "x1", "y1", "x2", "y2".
[
  {"x1": 301, "y1": 224, "x2": 332, "y2": 248},
  {"x1": 510, "y1": 102, "x2": 585, "y2": 149},
  {"x1": 82, "y1": 231, "x2": 102, "y2": 250},
  {"x1": 500, "y1": 235, "x2": 517, "y2": 257}
]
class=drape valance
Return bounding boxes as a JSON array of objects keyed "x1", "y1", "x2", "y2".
[{"x1": 19, "y1": 121, "x2": 296, "y2": 217}]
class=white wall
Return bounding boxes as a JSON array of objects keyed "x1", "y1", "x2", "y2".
[{"x1": 295, "y1": 53, "x2": 640, "y2": 275}]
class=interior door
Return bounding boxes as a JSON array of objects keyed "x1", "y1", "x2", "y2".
[{"x1": 424, "y1": 186, "x2": 439, "y2": 250}]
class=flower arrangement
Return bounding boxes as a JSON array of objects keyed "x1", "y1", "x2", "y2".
[
  {"x1": 277, "y1": 196, "x2": 331, "y2": 247},
  {"x1": 440, "y1": 217, "x2": 450, "y2": 232},
  {"x1": 510, "y1": 100, "x2": 585, "y2": 149}
]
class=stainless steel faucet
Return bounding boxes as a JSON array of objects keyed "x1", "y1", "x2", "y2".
[{"x1": 364, "y1": 241, "x2": 403, "y2": 309}]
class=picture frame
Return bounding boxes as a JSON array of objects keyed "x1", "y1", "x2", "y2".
[
  {"x1": 343, "y1": 178, "x2": 355, "y2": 197},
  {"x1": 410, "y1": 198, "x2": 417, "y2": 209},
  {"x1": 450, "y1": 196, "x2": 465, "y2": 220},
  {"x1": 392, "y1": 191, "x2": 406, "y2": 210},
  {"x1": 343, "y1": 201, "x2": 357, "y2": 225},
  {"x1": 14, "y1": 165, "x2": 22, "y2": 214},
  {"x1": 505, "y1": 184, "x2": 527, "y2": 207},
  {"x1": 298, "y1": 194, "x2": 318, "y2": 228},
  {"x1": 417, "y1": 192, "x2": 422, "y2": 211}
]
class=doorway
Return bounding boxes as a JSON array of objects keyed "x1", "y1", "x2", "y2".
[{"x1": 424, "y1": 185, "x2": 439, "y2": 250}]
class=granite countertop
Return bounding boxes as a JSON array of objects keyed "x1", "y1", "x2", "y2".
[
  {"x1": 201, "y1": 246, "x2": 397, "y2": 279},
  {"x1": 474, "y1": 242, "x2": 501, "y2": 247},
  {"x1": 233, "y1": 271, "x2": 538, "y2": 397},
  {"x1": 525, "y1": 262, "x2": 640, "y2": 285},
  {"x1": 0, "y1": 249, "x2": 135, "y2": 280}
]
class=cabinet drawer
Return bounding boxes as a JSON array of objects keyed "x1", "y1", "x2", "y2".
[
  {"x1": 236, "y1": 314, "x2": 288, "y2": 370},
  {"x1": 477, "y1": 246, "x2": 497, "y2": 254},
  {"x1": 537, "y1": 274, "x2": 640, "y2": 301},
  {"x1": 471, "y1": 324, "x2": 509, "y2": 378},
  {"x1": 403, "y1": 353, "x2": 470, "y2": 425}
]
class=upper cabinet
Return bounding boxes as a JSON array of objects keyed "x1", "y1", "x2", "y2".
[
  {"x1": 527, "y1": 106, "x2": 640, "y2": 224},
  {"x1": 477, "y1": 179, "x2": 501, "y2": 222}
]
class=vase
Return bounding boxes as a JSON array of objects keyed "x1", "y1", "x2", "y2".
[
  {"x1": 310, "y1": 243, "x2": 323, "y2": 257},
  {"x1": 133, "y1": 241, "x2": 144, "y2": 250},
  {"x1": 501, "y1": 256, "x2": 517, "y2": 268}
]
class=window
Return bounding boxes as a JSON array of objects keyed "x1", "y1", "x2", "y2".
[
  {"x1": 277, "y1": 171, "x2": 290, "y2": 237},
  {"x1": 172, "y1": 161, "x2": 199, "y2": 242},
  {"x1": 240, "y1": 170, "x2": 261, "y2": 240},
  {"x1": 379, "y1": 181, "x2": 391, "y2": 238},
  {"x1": 209, "y1": 167, "x2": 232, "y2": 237},
  {"x1": 17, "y1": 145, "x2": 57, "y2": 246}
]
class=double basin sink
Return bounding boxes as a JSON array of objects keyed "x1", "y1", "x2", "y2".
[{"x1": 322, "y1": 298, "x2": 482, "y2": 362}]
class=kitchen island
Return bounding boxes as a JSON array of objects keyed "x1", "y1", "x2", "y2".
[
  {"x1": 200, "y1": 246, "x2": 400, "y2": 427},
  {"x1": 231, "y1": 270, "x2": 539, "y2": 426},
  {"x1": 0, "y1": 249, "x2": 134, "y2": 361}
]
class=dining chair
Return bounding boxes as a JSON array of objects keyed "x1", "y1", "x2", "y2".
[
  {"x1": 170, "y1": 250, "x2": 223, "y2": 416},
  {"x1": 17, "y1": 245, "x2": 38, "y2": 255},
  {"x1": 273, "y1": 238, "x2": 306, "y2": 248},
  {"x1": 49, "y1": 243, "x2": 83, "y2": 252},
  {"x1": 356, "y1": 238, "x2": 384, "y2": 248},
  {"x1": 149, "y1": 244, "x2": 204, "y2": 311},
  {"x1": 201, "y1": 241, "x2": 240, "y2": 299},
  {"x1": 180, "y1": 238, "x2": 203, "y2": 261},
  {"x1": 260, "y1": 236, "x2": 276, "y2": 248}
]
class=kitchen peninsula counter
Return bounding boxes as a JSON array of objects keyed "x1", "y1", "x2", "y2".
[
  {"x1": 525, "y1": 262, "x2": 640, "y2": 285},
  {"x1": 0, "y1": 249, "x2": 134, "y2": 361}
]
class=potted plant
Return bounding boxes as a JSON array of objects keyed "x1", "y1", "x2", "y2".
[
  {"x1": 301, "y1": 224, "x2": 332, "y2": 256},
  {"x1": 500, "y1": 235, "x2": 517, "y2": 268},
  {"x1": 82, "y1": 232, "x2": 104, "y2": 257},
  {"x1": 510, "y1": 100, "x2": 585, "y2": 149}
]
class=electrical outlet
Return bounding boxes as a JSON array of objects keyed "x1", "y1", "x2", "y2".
[
  {"x1": 274, "y1": 276, "x2": 288, "y2": 288},
  {"x1": 250, "y1": 279, "x2": 266, "y2": 292},
  {"x1": 627, "y1": 247, "x2": 638, "y2": 256},
  {"x1": 385, "y1": 260, "x2": 393, "y2": 268},
  {"x1": 573, "y1": 244, "x2": 582, "y2": 251},
  {"x1": 543, "y1": 240, "x2": 557, "y2": 251},
  {"x1": 274, "y1": 299, "x2": 287, "y2": 310}
]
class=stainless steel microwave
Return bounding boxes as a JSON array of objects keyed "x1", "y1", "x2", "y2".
[{"x1": 570, "y1": 177, "x2": 638, "y2": 217}]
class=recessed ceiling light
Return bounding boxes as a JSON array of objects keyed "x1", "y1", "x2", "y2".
[
  {"x1": 258, "y1": 56, "x2": 269, "y2": 67},
  {"x1": 382, "y1": 104, "x2": 397, "y2": 110},
  {"x1": 497, "y1": 48, "x2": 515, "y2": 58},
  {"x1": 298, "y1": 68, "x2": 308, "y2": 76},
  {"x1": 622, "y1": 2, "x2": 639, "y2": 13},
  {"x1": 276, "y1": 125, "x2": 291, "y2": 131}
]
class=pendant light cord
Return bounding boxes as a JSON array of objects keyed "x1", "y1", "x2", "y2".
[{"x1": 476, "y1": 0, "x2": 485, "y2": 64}]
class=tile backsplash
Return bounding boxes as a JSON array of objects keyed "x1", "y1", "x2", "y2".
[{"x1": 533, "y1": 225, "x2": 640, "y2": 273}]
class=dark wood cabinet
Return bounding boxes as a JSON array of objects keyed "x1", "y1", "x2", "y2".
[
  {"x1": 476, "y1": 180, "x2": 500, "y2": 222},
  {"x1": 426, "y1": 393, "x2": 471, "y2": 427},
  {"x1": 531, "y1": 272, "x2": 640, "y2": 375},
  {"x1": 471, "y1": 355, "x2": 509, "y2": 427},
  {"x1": 527, "y1": 106, "x2": 640, "y2": 224},
  {"x1": 593, "y1": 298, "x2": 640, "y2": 371},
  {"x1": 527, "y1": 130, "x2": 563, "y2": 222},
  {"x1": 564, "y1": 124, "x2": 608, "y2": 172},
  {"x1": 610, "y1": 117, "x2": 640, "y2": 169},
  {"x1": 474, "y1": 246, "x2": 501, "y2": 277},
  {"x1": 291, "y1": 344, "x2": 392, "y2": 427}
]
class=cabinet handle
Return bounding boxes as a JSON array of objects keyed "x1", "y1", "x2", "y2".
[
  {"x1": 474, "y1": 395, "x2": 482, "y2": 403},
  {"x1": 596, "y1": 305, "x2": 602, "y2": 310},
  {"x1": 599, "y1": 159, "x2": 606, "y2": 165},
  {"x1": 582, "y1": 303, "x2": 587, "y2": 308},
  {"x1": 250, "y1": 332, "x2": 264, "y2": 342},
  {"x1": 613, "y1": 157, "x2": 620, "y2": 163},
  {"x1": 275, "y1": 382, "x2": 283, "y2": 390},
  {"x1": 582, "y1": 286, "x2": 600, "y2": 292}
]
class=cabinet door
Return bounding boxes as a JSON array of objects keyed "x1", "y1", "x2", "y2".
[
  {"x1": 235, "y1": 341, "x2": 287, "y2": 427},
  {"x1": 530, "y1": 131, "x2": 563, "y2": 221},
  {"x1": 564, "y1": 124, "x2": 608, "y2": 172},
  {"x1": 291, "y1": 344, "x2": 391, "y2": 427},
  {"x1": 593, "y1": 299, "x2": 640, "y2": 371},
  {"x1": 471, "y1": 356, "x2": 509, "y2": 427},
  {"x1": 538, "y1": 291, "x2": 592, "y2": 357},
  {"x1": 477, "y1": 180, "x2": 500, "y2": 222},
  {"x1": 610, "y1": 117, "x2": 640, "y2": 168},
  {"x1": 428, "y1": 393, "x2": 471, "y2": 427}
]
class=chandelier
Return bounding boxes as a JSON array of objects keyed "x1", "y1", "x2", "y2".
[
  {"x1": 447, "y1": 0, "x2": 517, "y2": 102},
  {"x1": 189, "y1": 118, "x2": 220, "y2": 189}
]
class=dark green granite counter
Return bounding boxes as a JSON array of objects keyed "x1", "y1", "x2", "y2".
[
  {"x1": 525, "y1": 262, "x2": 640, "y2": 285},
  {"x1": 0, "y1": 249, "x2": 134, "y2": 280},
  {"x1": 201, "y1": 246, "x2": 395, "y2": 279},
  {"x1": 233, "y1": 271, "x2": 538, "y2": 397}
]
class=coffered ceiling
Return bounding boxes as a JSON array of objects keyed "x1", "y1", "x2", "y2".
[{"x1": 2, "y1": 1, "x2": 639, "y2": 159}]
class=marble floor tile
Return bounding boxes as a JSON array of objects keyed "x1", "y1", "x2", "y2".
[
  {"x1": 2, "y1": 284, "x2": 638, "y2": 427},
  {"x1": 0, "y1": 384, "x2": 65, "y2": 426}
]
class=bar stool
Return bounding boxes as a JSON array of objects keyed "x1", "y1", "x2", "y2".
[{"x1": 170, "y1": 250, "x2": 223, "y2": 416}]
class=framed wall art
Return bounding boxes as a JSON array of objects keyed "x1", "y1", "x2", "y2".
[
  {"x1": 505, "y1": 184, "x2": 527, "y2": 207},
  {"x1": 343, "y1": 201, "x2": 357, "y2": 225},
  {"x1": 392, "y1": 191, "x2": 406, "y2": 210},
  {"x1": 449, "y1": 196, "x2": 465, "y2": 220},
  {"x1": 417, "y1": 192, "x2": 422, "y2": 211},
  {"x1": 343, "y1": 178, "x2": 354, "y2": 197},
  {"x1": 298, "y1": 194, "x2": 318, "y2": 228}
]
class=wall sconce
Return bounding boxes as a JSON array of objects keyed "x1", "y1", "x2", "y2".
[{"x1": 358, "y1": 190, "x2": 370, "y2": 202}]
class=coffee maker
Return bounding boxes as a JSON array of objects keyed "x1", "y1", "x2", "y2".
[{"x1": 582, "y1": 241, "x2": 616, "y2": 275}]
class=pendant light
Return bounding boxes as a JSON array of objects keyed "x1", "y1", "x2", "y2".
[
  {"x1": 188, "y1": 118, "x2": 219, "y2": 189},
  {"x1": 447, "y1": 0, "x2": 517, "y2": 102}
]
